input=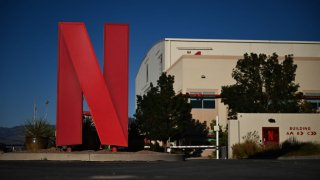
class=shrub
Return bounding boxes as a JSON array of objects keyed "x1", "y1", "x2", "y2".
[
  {"x1": 149, "y1": 142, "x2": 164, "y2": 152},
  {"x1": 24, "y1": 118, "x2": 55, "y2": 150},
  {"x1": 232, "y1": 131, "x2": 262, "y2": 159},
  {"x1": 128, "y1": 120, "x2": 144, "y2": 152},
  {"x1": 73, "y1": 116, "x2": 100, "y2": 151},
  {"x1": 232, "y1": 132, "x2": 320, "y2": 159},
  {"x1": 232, "y1": 140, "x2": 261, "y2": 159},
  {"x1": 25, "y1": 118, "x2": 54, "y2": 138},
  {"x1": 280, "y1": 137, "x2": 320, "y2": 156},
  {"x1": 242, "y1": 131, "x2": 260, "y2": 142}
]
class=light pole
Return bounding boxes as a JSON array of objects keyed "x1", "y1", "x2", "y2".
[
  {"x1": 33, "y1": 100, "x2": 37, "y2": 121},
  {"x1": 45, "y1": 100, "x2": 49, "y2": 121},
  {"x1": 215, "y1": 115, "x2": 219, "y2": 159}
]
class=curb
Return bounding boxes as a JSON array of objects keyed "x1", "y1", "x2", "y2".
[
  {"x1": 278, "y1": 155, "x2": 320, "y2": 160},
  {"x1": 0, "y1": 152, "x2": 184, "y2": 162}
]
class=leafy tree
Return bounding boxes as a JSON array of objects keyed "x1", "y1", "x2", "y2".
[
  {"x1": 183, "y1": 119, "x2": 208, "y2": 145},
  {"x1": 262, "y1": 54, "x2": 303, "y2": 112},
  {"x1": 135, "y1": 73, "x2": 208, "y2": 146},
  {"x1": 221, "y1": 53, "x2": 308, "y2": 119}
]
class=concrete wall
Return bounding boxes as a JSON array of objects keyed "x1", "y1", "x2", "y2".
[{"x1": 228, "y1": 113, "x2": 320, "y2": 158}]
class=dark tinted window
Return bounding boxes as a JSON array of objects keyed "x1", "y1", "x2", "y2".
[
  {"x1": 191, "y1": 98, "x2": 202, "y2": 108},
  {"x1": 203, "y1": 99, "x2": 215, "y2": 109}
]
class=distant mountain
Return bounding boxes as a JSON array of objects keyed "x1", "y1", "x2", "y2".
[{"x1": 0, "y1": 126, "x2": 25, "y2": 145}]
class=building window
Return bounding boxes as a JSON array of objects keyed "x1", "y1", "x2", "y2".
[
  {"x1": 146, "y1": 64, "x2": 149, "y2": 83},
  {"x1": 189, "y1": 92, "x2": 215, "y2": 109},
  {"x1": 203, "y1": 99, "x2": 215, "y2": 109},
  {"x1": 158, "y1": 54, "x2": 163, "y2": 73},
  {"x1": 190, "y1": 98, "x2": 202, "y2": 108}
]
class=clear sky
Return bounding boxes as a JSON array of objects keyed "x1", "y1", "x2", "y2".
[{"x1": 1, "y1": 0, "x2": 320, "y2": 127}]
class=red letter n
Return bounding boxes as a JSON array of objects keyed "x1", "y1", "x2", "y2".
[{"x1": 56, "y1": 22, "x2": 128, "y2": 147}]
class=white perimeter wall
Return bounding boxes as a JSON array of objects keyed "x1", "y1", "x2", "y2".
[{"x1": 228, "y1": 113, "x2": 320, "y2": 158}]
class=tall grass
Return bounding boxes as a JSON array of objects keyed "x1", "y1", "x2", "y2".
[
  {"x1": 280, "y1": 137, "x2": 320, "y2": 157},
  {"x1": 232, "y1": 134, "x2": 320, "y2": 159},
  {"x1": 232, "y1": 131, "x2": 261, "y2": 159}
]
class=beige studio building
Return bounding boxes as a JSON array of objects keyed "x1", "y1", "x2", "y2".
[{"x1": 135, "y1": 38, "x2": 320, "y2": 130}]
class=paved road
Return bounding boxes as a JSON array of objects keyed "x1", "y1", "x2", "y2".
[{"x1": 1, "y1": 159, "x2": 319, "y2": 179}]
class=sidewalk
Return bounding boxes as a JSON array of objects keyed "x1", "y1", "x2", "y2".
[{"x1": 0, "y1": 151, "x2": 184, "y2": 162}]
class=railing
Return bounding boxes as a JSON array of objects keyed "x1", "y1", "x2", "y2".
[
  {"x1": 188, "y1": 93, "x2": 320, "y2": 100},
  {"x1": 169, "y1": 145, "x2": 217, "y2": 149}
]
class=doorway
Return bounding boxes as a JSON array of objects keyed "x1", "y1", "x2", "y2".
[{"x1": 262, "y1": 127, "x2": 279, "y2": 145}]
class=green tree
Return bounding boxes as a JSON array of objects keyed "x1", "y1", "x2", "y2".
[
  {"x1": 128, "y1": 118, "x2": 144, "y2": 151},
  {"x1": 221, "y1": 53, "x2": 308, "y2": 119},
  {"x1": 135, "y1": 73, "x2": 208, "y2": 146},
  {"x1": 262, "y1": 54, "x2": 303, "y2": 112},
  {"x1": 183, "y1": 119, "x2": 208, "y2": 145}
]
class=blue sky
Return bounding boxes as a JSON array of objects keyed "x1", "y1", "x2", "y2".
[{"x1": 1, "y1": 0, "x2": 319, "y2": 127}]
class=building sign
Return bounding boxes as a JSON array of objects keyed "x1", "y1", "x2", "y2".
[
  {"x1": 286, "y1": 126, "x2": 317, "y2": 136},
  {"x1": 56, "y1": 22, "x2": 129, "y2": 147}
]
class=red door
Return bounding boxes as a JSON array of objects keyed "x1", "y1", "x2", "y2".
[{"x1": 262, "y1": 127, "x2": 279, "y2": 145}]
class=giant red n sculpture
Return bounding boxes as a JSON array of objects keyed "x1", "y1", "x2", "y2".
[{"x1": 56, "y1": 22, "x2": 128, "y2": 147}]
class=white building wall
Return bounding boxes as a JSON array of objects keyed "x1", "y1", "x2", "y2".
[
  {"x1": 135, "y1": 41, "x2": 165, "y2": 98},
  {"x1": 168, "y1": 39, "x2": 320, "y2": 58},
  {"x1": 181, "y1": 56, "x2": 236, "y2": 91},
  {"x1": 295, "y1": 59, "x2": 320, "y2": 91},
  {"x1": 166, "y1": 56, "x2": 238, "y2": 127},
  {"x1": 228, "y1": 113, "x2": 320, "y2": 158},
  {"x1": 166, "y1": 59, "x2": 183, "y2": 93},
  {"x1": 137, "y1": 39, "x2": 320, "y2": 97},
  {"x1": 136, "y1": 38, "x2": 320, "y2": 128}
]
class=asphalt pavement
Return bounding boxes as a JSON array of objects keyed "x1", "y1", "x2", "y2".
[{"x1": 1, "y1": 159, "x2": 319, "y2": 179}]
